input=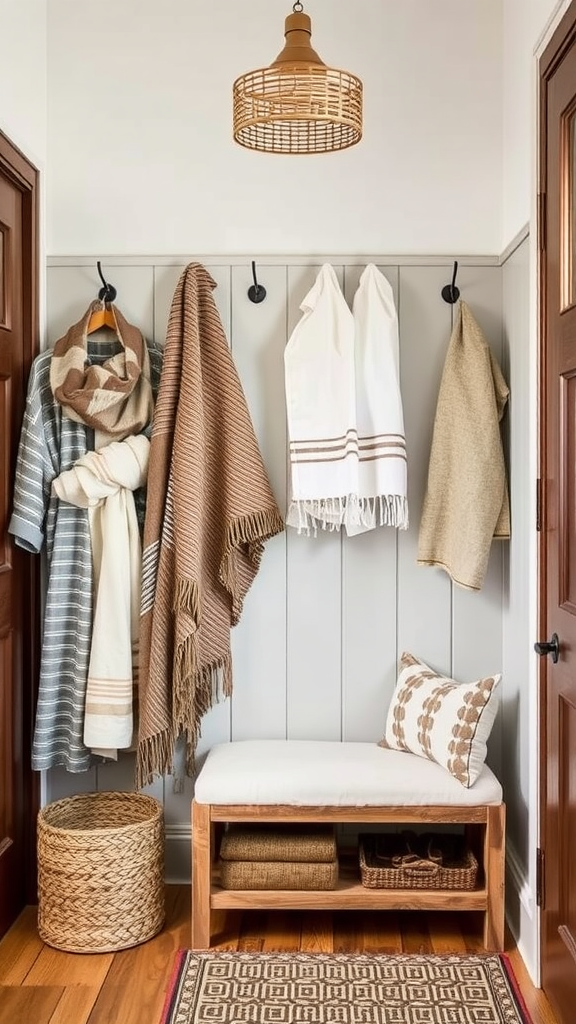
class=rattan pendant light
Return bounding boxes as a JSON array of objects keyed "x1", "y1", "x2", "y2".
[{"x1": 233, "y1": 1, "x2": 363, "y2": 155}]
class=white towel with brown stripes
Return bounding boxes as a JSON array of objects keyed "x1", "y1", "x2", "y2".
[{"x1": 285, "y1": 263, "x2": 408, "y2": 536}]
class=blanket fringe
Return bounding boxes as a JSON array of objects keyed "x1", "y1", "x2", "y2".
[
  {"x1": 220, "y1": 507, "x2": 285, "y2": 619},
  {"x1": 174, "y1": 647, "x2": 233, "y2": 777},
  {"x1": 287, "y1": 494, "x2": 409, "y2": 535},
  {"x1": 136, "y1": 729, "x2": 174, "y2": 790},
  {"x1": 174, "y1": 575, "x2": 200, "y2": 622},
  {"x1": 137, "y1": 650, "x2": 233, "y2": 788}
]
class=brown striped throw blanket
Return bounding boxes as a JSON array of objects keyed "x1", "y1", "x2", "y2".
[
  {"x1": 136, "y1": 264, "x2": 284, "y2": 787},
  {"x1": 50, "y1": 300, "x2": 154, "y2": 442}
]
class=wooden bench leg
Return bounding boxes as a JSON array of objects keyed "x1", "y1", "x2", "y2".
[
  {"x1": 192, "y1": 800, "x2": 212, "y2": 949},
  {"x1": 483, "y1": 803, "x2": 506, "y2": 951}
]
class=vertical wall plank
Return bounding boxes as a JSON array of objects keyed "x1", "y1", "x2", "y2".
[
  {"x1": 96, "y1": 754, "x2": 164, "y2": 802},
  {"x1": 451, "y1": 265, "x2": 504, "y2": 777},
  {"x1": 46, "y1": 766, "x2": 96, "y2": 804},
  {"x1": 397, "y1": 266, "x2": 453, "y2": 672},
  {"x1": 341, "y1": 265, "x2": 400, "y2": 740},
  {"x1": 230, "y1": 265, "x2": 288, "y2": 739},
  {"x1": 501, "y1": 238, "x2": 532, "y2": 873},
  {"x1": 285, "y1": 265, "x2": 343, "y2": 740}
]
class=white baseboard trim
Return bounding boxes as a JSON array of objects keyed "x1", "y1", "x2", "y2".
[{"x1": 506, "y1": 839, "x2": 539, "y2": 986}]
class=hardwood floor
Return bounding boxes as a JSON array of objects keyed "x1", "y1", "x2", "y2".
[{"x1": 0, "y1": 886, "x2": 558, "y2": 1024}]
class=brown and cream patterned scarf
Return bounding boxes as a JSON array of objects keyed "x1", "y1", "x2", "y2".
[
  {"x1": 50, "y1": 300, "x2": 154, "y2": 440},
  {"x1": 136, "y1": 263, "x2": 284, "y2": 788}
]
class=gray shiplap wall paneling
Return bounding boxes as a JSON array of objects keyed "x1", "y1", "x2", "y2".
[
  {"x1": 43, "y1": 257, "x2": 507, "y2": 853},
  {"x1": 397, "y1": 266, "x2": 452, "y2": 671},
  {"x1": 451, "y1": 266, "x2": 504, "y2": 778},
  {"x1": 285, "y1": 265, "x2": 344, "y2": 741},
  {"x1": 342, "y1": 265, "x2": 399, "y2": 741},
  {"x1": 230, "y1": 265, "x2": 288, "y2": 740}
]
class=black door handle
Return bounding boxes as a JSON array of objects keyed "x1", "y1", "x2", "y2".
[{"x1": 534, "y1": 633, "x2": 560, "y2": 663}]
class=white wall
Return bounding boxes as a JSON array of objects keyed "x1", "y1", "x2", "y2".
[
  {"x1": 502, "y1": 0, "x2": 569, "y2": 245},
  {"x1": 46, "y1": 0, "x2": 503, "y2": 257},
  {"x1": 0, "y1": 0, "x2": 47, "y2": 170}
]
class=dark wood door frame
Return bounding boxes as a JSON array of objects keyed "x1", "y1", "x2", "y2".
[{"x1": 0, "y1": 127, "x2": 40, "y2": 906}]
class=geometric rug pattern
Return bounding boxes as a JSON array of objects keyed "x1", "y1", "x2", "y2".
[{"x1": 160, "y1": 952, "x2": 532, "y2": 1024}]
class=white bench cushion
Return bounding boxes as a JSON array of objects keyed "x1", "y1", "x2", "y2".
[{"x1": 194, "y1": 740, "x2": 503, "y2": 806}]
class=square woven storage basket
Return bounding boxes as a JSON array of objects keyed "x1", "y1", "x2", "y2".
[
  {"x1": 37, "y1": 791, "x2": 165, "y2": 953},
  {"x1": 219, "y1": 858, "x2": 338, "y2": 891},
  {"x1": 359, "y1": 832, "x2": 478, "y2": 891}
]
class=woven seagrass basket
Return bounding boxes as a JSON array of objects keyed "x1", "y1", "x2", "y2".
[
  {"x1": 359, "y1": 832, "x2": 478, "y2": 891},
  {"x1": 37, "y1": 791, "x2": 165, "y2": 953},
  {"x1": 220, "y1": 825, "x2": 337, "y2": 863},
  {"x1": 219, "y1": 857, "x2": 338, "y2": 891}
]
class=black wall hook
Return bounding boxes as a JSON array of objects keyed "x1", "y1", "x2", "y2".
[
  {"x1": 441, "y1": 260, "x2": 460, "y2": 304},
  {"x1": 248, "y1": 261, "x2": 267, "y2": 304},
  {"x1": 96, "y1": 261, "x2": 117, "y2": 304}
]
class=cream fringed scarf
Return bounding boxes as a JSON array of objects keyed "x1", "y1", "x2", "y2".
[
  {"x1": 136, "y1": 263, "x2": 284, "y2": 788},
  {"x1": 52, "y1": 435, "x2": 149, "y2": 758},
  {"x1": 50, "y1": 300, "x2": 154, "y2": 442},
  {"x1": 285, "y1": 264, "x2": 408, "y2": 535},
  {"x1": 417, "y1": 301, "x2": 510, "y2": 591}
]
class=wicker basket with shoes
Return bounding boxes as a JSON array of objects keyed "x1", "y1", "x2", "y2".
[{"x1": 359, "y1": 831, "x2": 478, "y2": 891}]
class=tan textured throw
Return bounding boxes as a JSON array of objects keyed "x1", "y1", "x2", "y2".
[
  {"x1": 50, "y1": 300, "x2": 154, "y2": 441},
  {"x1": 220, "y1": 825, "x2": 337, "y2": 863},
  {"x1": 137, "y1": 263, "x2": 284, "y2": 787},
  {"x1": 418, "y1": 301, "x2": 510, "y2": 591}
]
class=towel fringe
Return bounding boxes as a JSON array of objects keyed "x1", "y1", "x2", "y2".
[{"x1": 287, "y1": 494, "x2": 409, "y2": 535}]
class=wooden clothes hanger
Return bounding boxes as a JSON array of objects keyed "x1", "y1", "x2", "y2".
[
  {"x1": 87, "y1": 262, "x2": 118, "y2": 334},
  {"x1": 87, "y1": 305, "x2": 116, "y2": 334}
]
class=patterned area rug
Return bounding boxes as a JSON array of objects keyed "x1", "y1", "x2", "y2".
[{"x1": 160, "y1": 951, "x2": 532, "y2": 1024}]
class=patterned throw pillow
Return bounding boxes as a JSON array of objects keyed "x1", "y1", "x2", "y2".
[{"x1": 379, "y1": 651, "x2": 501, "y2": 788}]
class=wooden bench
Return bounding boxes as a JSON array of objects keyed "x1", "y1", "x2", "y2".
[{"x1": 191, "y1": 739, "x2": 505, "y2": 951}]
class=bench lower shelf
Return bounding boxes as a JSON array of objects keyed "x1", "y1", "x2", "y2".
[
  {"x1": 211, "y1": 885, "x2": 487, "y2": 912},
  {"x1": 211, "y1": 860, "x2": 486, "y2": 911},
  {"x1": 192, "y1": 799, "x2": 505, "y2": 951}
]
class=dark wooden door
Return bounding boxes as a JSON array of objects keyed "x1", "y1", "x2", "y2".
[
  {"x1": 0, "y1": 130, "x2": 39, "y2": 937},
  {"x1": 540, "y1": 8, "x2": 576, "y2": 1023}
]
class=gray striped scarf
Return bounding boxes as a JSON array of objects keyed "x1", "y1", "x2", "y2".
[{"x1": 136, "y1": 263, "x2": 284, "y2": 787}]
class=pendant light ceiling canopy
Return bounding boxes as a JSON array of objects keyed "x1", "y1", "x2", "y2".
[{"x1": 233, "y1": 2, "x2": 363, "y2": 155}]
